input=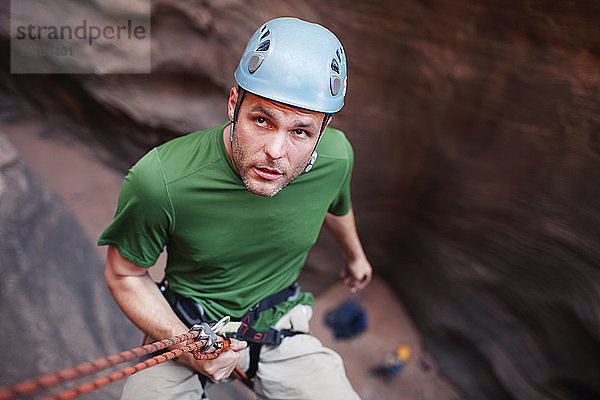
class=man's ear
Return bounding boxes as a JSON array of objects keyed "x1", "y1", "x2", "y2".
[{"x1": 227, "y1": 87, "x2": 238, "y2": 121}]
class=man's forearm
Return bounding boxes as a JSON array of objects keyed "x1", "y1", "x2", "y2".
[
  {"x1": 103, "y1": 246, "x2": 247, "y2": 381},
  {"x1": 104, "y1": 247, "x2": 188, "y2": 340},
  {"x1": 324, "y1": 209, "x2": 373, "y2": 291},
  {"x1": 324, "y1": 209, "x2": 367, "y2": 263}
]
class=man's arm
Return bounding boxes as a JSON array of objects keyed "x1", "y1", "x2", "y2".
[
  {"x1": 104, "y1": 246, "x2": 246, "y2": 380},
  {"x1": 324, "y1": 209, "x2": 373, "y2": 292}
]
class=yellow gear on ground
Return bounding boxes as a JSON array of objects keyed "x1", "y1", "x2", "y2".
[{"x1": 395, "y1": 344, "x2": 411, "y2": 362}]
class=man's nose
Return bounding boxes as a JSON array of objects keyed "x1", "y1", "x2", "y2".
[{"x1": 264, "y1": 131, "x2": 286, "y2": 160}]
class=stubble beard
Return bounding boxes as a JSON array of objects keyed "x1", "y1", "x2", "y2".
[{"x1": 231, "y1": 135, "x2": 308, "y2": 197}]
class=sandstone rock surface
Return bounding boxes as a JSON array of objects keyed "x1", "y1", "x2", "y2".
[{"x1": 0, "y1": 134, "x2": 137, "y2": 399}]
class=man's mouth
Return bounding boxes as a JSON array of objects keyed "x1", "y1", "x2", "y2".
[{"x1": 253, "y1": 166, "x2": 283, "y2": 181}]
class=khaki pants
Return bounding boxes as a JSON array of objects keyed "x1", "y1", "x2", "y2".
[{"x1": 121, "y1": 305, "x2": 360, "y2": 400}]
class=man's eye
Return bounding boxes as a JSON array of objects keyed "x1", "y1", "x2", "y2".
[
  {"x1": 255, "y1": 117, "x2": 267, "y2": 125},
  {"x1": 293, "y1": 129, "x2": 310, "y2": 138}
]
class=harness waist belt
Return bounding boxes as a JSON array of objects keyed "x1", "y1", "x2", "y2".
[
  {"x1": 160, "y1": 281, "x2": 300, "y2": 346},
  {"x1": 232, "y1": 282, "x2": 298, "y2": 344},
  {"x1": 159, "y1": 281, "x2": 301, "y2": 380}
]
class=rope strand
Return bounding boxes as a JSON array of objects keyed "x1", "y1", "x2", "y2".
[
  {"x1": 0, "y1": 331, "x2": 207, "y2": 400},
  {"x1": 39, "y1": 340, "x2": 211, "y2": 400}
]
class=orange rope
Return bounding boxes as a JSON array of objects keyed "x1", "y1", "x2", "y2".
[
  {"x1": 39, "y1": 340, "x2": 224, "y2": 400},
  {"x1": 232, "y1": 366, "x2": 253, "y2": 388},
  {"x1": 0, "y1": 331, "x2": 229, "y2": 400}
]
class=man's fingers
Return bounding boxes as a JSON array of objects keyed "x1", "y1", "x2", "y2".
[
  {"x1": 201, "y1": 349, "x2": 241, "y2": 381},
  {"x1": 228, "y1": 338, "x2": 247, "y2": 351},
  {"x1": 340, "y1": 268, "x2": 348, "y2": 280},
  {"x1": 355, "y1": 275, "x2": 370, "y2": 290},
  {"x1": 347, "y1": 271, "x2": 371, "y2": 292}
]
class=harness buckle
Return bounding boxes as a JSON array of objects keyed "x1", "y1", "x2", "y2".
[
  {"x1": 273, "y1": 329, "x2": 284, "y2": 346},
  {"x1": 248, "y1": 304, "x2": 261, "y2": 321}
]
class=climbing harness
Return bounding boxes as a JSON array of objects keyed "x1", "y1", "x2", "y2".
[
  {"x1": 235, "y1": 282, "x2": 299, "y2": 345},
  {"x1": 234, "y1": 282, "x2": 301, "y2": 379},
  {"x1": 160, "y1": 280, "x2": 303, "y2": 380},
  {"x1": 0, "y1": 320, "x2": 231, "y2": 400}
]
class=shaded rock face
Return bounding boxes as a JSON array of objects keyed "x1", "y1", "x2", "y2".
[
  {"x1": 376, "y1": 2, "x2": 600, "y2": 399},
  {"x1": 0, "y1": 135, "x2": 138, "y2": 398},
  {"x1": 1, "y1": 1, "x2": 600, "y2": 399}
]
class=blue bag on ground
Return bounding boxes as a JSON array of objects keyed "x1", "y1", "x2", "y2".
[{"x1": 325, "y1": 299, "x2": 368, "y2": 339}]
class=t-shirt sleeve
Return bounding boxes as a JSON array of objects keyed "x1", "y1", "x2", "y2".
[
  {"x1": 97, "y1": 149, "x2": 174, "y2": 268},
  {"x1": 327, "y1": 135, "x2": 354, "y2": 216}
]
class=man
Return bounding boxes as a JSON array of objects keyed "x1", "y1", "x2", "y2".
[{"x1": 99, "y1": 17, "x2": 372, "y2": 400}]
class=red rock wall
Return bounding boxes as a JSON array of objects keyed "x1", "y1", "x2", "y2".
[{"x1": 344, "y1": 1, "x2": 600, "y2": 398}]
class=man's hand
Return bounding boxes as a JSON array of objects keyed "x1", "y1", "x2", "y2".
[
  {"x1": 324, "y1": 210, "x2": 374, "y2": 293},
  {"x1": 178, "y1": 338, "x2": 247, "y2": 381},
  {"x1": 104, "y1": 246, "x2": 248, "y2": 381},
  {"x1": 341, "y1": 256, "x2": 373, "y2": 293}
]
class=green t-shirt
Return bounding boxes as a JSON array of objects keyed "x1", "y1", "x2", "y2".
[{"x1": 98, "y1": 122, "x2": 354, "y2": 329}]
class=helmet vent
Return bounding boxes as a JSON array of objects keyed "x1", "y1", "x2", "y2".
[
  {"x1": 330, "y1": 58, "x2": 340, "y2": 74},
  {"x1": 256, "y1": 40, "x2": 270, "y2": 52},
  {"x1": 248, "y1": 54, "x2": 264, "y2": 74},
  {"x1": 330, "y1": 75, "x2": 341, "y2": 96},
  {"x1": 260, "y1": 30, "x2": 271, "y2": 41}
]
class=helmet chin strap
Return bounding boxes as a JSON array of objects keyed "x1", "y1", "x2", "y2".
[
  {"x1": 304, "y1": 113, "x2": 331, "y2": 173},
  {"x1": 230, "y1": 87, "x2": 247, "y2": 142},
  {"x1": 304, "y1": 151, "x2": 317, "y2": 172}
]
